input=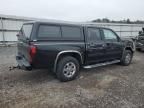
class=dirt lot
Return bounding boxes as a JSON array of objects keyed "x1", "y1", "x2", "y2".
[{"x1": 0, "y1": 47, "x2": 144, "y2": 108}]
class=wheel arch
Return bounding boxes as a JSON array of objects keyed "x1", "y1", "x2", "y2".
[
  {"x1": 53, "y1": 50, "x2": 83, "y2": 72},
  {"x1": 124, "y1": 47, "x2": 134, "y2": 53},
  {"x1": 121, "y1": 46, "x2": 134, "y2": 60}
]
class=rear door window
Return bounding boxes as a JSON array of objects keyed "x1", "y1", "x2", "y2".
[
  {"x1": 87, "y1": 28, "x2": 102, "y2": 41},
  {"x1": 38, "y1": 25, "x2": 61, "y2": 38},
  {"x1": 61, "y1": 26, "x2": 82, "y2": 40}
]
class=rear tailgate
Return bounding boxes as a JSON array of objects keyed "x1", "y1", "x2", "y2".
[
  {"x1": 17, "y1": 40, "x2": 31, "y2": 62},
  {"x1": 17, "y1": 24, "x2": 33, "y2": 65}
]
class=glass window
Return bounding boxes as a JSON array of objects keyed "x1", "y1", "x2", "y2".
[
  {"x1": 88, "y1": 28, "x2": 101, "y2": 41},
  {"x1": 61, "y1": 26, "x2": 81, "y2": 39},
  {"x1": 22, "y1": 24, "x2": 33, "y2": 38},
  {"x1": 38, "y1": 25, "x2": 61, "y2": 38},
  {"x1": 103, "y1": 29, "x2": 118, "y2": 41}
]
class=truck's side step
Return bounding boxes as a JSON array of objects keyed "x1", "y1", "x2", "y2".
[{"x1": 83, "y1": 60, "x2": 120, "y2": 69}]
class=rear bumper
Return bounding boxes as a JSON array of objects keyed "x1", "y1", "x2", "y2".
[{"x1": 16, "y1": 55, "x2": 32, "y2": 70}]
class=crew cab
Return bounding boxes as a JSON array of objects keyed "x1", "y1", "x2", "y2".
[{"x1": 16, "y1": 21, "x2": 135, "y2": 82}]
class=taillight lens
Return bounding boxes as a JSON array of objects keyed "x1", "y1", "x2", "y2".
[{"x1": 29, "y1": 45, "x2": 37, "y2": 63}]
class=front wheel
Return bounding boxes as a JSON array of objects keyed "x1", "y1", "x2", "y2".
[
  {"x1": 56, "y1": 56, "x2": 80, "y2": 82},
  {"x1": 121, "y1": 50, "x2": 133, "y2": 66}
]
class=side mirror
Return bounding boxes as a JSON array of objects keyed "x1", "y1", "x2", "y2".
[{"x1": 117, "y1": 36, "x2": 121, "y2": 42}]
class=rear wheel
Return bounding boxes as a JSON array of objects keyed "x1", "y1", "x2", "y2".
[
  {"x1": 56, "y1": 56, "x2": 80, "y2": 82},
  {"x1": 121, "y1": 50, "x2": 133, "y2": 66}
]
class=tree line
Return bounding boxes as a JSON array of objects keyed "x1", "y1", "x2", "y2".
[{"x1": 92, "y1": 18, "x2": 144, "y2": 24}]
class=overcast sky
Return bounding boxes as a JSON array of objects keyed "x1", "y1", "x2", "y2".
[{"x1": 0, "y1": 0, "x2": 143, "y2": 21}]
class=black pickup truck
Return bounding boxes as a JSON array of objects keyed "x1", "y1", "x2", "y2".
[{"x1": 16, "y1": 21, "x2": 135, "y2": 82}]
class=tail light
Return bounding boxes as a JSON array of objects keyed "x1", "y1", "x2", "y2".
[{"x1": 29, "y1": 45, "x2": 37, "y2": 63}]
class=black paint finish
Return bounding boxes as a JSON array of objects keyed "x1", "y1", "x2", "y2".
[{"x1": 16, "y1": 21, "x2": 135, "y2": 71}]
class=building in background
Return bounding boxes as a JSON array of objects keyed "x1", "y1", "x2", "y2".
[
  {"x1": 0, "y1": 14, "x2": 144, "y2": 45},
  {"x1": 0, "y1": 14, "x2": 33, "y2": 44},
  {"x1": 88, "y1": 22, "x2": 144, "y2": 39}
]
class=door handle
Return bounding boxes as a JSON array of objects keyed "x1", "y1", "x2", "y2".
[
  {"x1": 87, "y1": 43, "x2": 94, "y2": 46},
  {"x1": 106, "y1": 42, "x2": 111, "y2": 46},
  {"x1": 89, "y1": 43, "x2": 96, "y2": 47}
]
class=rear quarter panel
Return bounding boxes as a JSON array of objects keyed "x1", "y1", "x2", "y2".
[{"x1": 31, "y1": 41, "x2": 85, "y2": 69}]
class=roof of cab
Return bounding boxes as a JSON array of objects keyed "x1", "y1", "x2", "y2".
[
  {"x1": 23, "y1": 20, "x2": 112, "y2": 30},
  {"x1": 23, "y1": 20, "x2": 82, "y2": 26}
]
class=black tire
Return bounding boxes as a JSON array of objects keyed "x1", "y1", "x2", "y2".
[
  {"x1": 121, "y1": 50, "x2": 133, "y2": 66},
  {"x1": 56, "y1": 56, "x2": 80, "y2": 82}
]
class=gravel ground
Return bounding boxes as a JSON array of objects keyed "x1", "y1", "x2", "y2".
[{"x1": 0, "y1": 47, "x2": 144, "y2": 108}]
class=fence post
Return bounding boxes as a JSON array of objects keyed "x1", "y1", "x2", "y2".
[
  {"x1": 1, "y1": 17, "x2": 5, "y2": 45},
  {"x1": 120, "y1": 25, "x2": 122, "y2": 38},
  {"x1": 131, "y1": 25, "x2": 133, "y2": 37}
]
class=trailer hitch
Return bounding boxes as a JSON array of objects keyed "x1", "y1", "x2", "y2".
[{"x1": 9, "y1": 65, "x2": 20, "y2": 71}]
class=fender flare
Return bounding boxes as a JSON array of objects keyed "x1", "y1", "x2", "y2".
[
  {"x1": 53, "y1": 50, "x2": 83, "y2": 72},
  {"x1": 121, "y1": 46, "x2": 134, "y2": 60}
]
